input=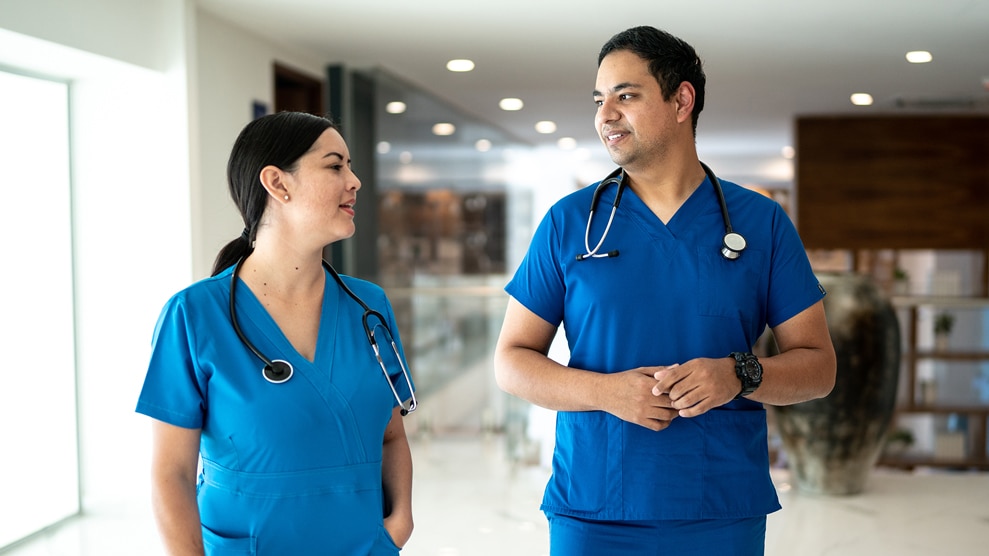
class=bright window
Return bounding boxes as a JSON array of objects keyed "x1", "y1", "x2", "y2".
[{"x1": 0, "y1": 69, "x2": 79, "y2": 549}]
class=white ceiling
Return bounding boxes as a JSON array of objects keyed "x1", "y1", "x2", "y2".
[{"x1": 196, "y1": 0, "x2": 989, "y2": 186}]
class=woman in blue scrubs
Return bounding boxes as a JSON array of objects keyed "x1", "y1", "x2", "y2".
[{"x1": 137, "y1": 112, "x2": 415, "y2": 555}]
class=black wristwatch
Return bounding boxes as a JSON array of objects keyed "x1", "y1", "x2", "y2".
[{"x1": 730, "y1": 352, "x2": 763, "y2": 398}]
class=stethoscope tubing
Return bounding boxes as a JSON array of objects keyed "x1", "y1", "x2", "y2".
[
  {"x1": 577, "y1": 162, "x2": 745, "y2": 261},
  {"x1": 229, "y1": 256, "x2": 417, "y2": 414}
]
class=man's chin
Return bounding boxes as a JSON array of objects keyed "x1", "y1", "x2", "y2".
[{"x1": 607, "y1": 150, "x2": 632, "y2": 168}]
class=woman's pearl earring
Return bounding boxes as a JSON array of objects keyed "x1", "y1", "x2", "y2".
[{"x1": 283, "y1": 195, "x2": 289, "y2": 201}]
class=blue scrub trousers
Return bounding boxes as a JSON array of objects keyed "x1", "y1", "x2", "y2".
[{"x1": 547, "y1": 513, "x2": 766, "y2": 556}]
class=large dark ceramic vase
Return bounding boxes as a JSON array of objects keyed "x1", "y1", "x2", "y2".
[{"x1": 773, "y1": 272, "x2": 900, "y2": 495}]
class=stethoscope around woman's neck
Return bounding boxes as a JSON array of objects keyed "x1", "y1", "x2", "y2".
[
  {"x1": 229, "y1": 256, "x2": 417, "y2": 415},
  {"x1": 576, "y1": 161, "x2": 747, "y2": 261}
]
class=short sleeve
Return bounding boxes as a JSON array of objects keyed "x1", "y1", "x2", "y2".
[
  {"x1": 135, "y1": 294, "x2": 208, "y2": 429},
  {"x1": 766, "y1": 204, "x2": 825, "y2": 328},
  {"x1": 349, "y1": 277, "x2": 416, "y2": 408},
  {"x1": 505, "y1": 208, "x2": 566, "y2": 327}
]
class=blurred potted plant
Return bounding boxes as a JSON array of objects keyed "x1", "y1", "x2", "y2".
[
  {"x1": 933, "y1": 312, "x2": 954, "y2": 351},
  {"x1": 883, "y1": 427, "x2": 915, "y2": 458},
  {"x1": 892, "y1": 268, "x2": 909, "y2": 295}
]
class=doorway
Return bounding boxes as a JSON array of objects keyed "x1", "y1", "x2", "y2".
[{"x1": 274, "y1": 62, "x2": 324, "y2": 115}]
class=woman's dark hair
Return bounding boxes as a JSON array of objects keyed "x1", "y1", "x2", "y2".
[
  {"x1": 598, "y1": 26, "x2": 706, "y2": 136},
  {"x1": 211, "y1": 111, "x2": 338, "y2": 276}
]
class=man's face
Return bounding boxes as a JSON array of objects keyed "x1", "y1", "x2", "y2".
[{"x1": 593, "y1": 50, "x2": 680, "y2": 171}]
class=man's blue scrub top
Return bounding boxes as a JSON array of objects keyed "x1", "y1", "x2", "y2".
[
  {"x1": 506, "y1": 174, "x2": 824, "y2": 521},
  {"x1": 136, "y1": 265, "x2": 414, "y2": 555}
]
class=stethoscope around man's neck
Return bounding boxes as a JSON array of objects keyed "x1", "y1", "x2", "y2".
[
  {"x1": 576, "y1": 161, "x2": 747, "y2": 262},
  {"x1": 229, "y1": 256, "x2": 418, "y2": 415}
]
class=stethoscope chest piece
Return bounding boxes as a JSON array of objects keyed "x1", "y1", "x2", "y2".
[
  {"x1": 262, "y1": 359, "x2": 294, "y2": 384},
  {"x1": 721, "y1": 231, "x2": 746, "y2": 260}
]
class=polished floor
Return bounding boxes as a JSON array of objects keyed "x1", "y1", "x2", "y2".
[{"x1": 4, "y1": 430, "x2": 988, "y2": 556}]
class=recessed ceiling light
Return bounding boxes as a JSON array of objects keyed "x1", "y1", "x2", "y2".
[
  {"x1": 905, "y1": 50, "x2": 933, "y2": 64},
  {"x1": 385, "y1": 101, "x2": 407, "y2": 114},
  {"x1": 432, "y1": 122, "x2": 456, "y2": 136},
  {"x1": 850, "y1": 93, "x2": 874, "y2": 106},
  {"x1": 535, "y1": 120, "x2": 557, "y2": 134},
  {"x1": 475, "y1": 139, "x2": 492, "y2": 152},
  {"x1": 377, "y1": 141, "x2": 391, "y2": 154},
  {"x1": 446, "y1": 59, "x2": 475, "y2": 72},
  {"x1": 399, "y1": 151, "x2": 413, "y2": 164},
  {"x1": 499, "y1": 98, "x2": 524, "y2": 111},
  {"x1": 557, "y1": 137, "x2": 577, "y2": 150},
  {"x1": 781, "y1": 145, "x2": 795, "y2": 159}
]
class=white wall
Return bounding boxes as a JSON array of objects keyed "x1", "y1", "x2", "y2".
[
  {"x1": 0, "y1": 1, "x2": 192, "y2": 541},
  {"x1": 0, "y1": 0, "x2": 174, "y2": 72},
  {"x1": 192, "y1": 8, "x2": 328, "y2": 277}
]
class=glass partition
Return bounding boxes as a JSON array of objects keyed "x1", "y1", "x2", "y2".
[{"x1": 355, "y1": 67, "x2": 531, "y2": 433}]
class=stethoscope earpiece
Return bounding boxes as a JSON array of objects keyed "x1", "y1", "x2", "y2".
[{"x1": 262, "y1": 359, "x2": 294, "y2": 384}]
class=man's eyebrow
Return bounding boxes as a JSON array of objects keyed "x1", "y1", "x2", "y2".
[{"x1": 592, "y1": 82, "x2": 639, "y2": 97}]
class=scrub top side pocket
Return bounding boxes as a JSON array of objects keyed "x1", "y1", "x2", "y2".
[{"x1": 368, "y1": 525, "x2": 401, "y2": 555}]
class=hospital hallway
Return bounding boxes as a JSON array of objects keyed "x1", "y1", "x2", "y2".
[{"x1": 4, "y1": 419, "x2": 988, "y2": 555}]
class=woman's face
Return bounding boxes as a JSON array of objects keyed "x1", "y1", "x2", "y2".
[{"x1": 285, "y1": 127, "x2": 362, "y2": 245}]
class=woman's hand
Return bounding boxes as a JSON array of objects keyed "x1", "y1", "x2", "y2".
[{"x1": 383, "y1": 509, "x2": 414, "y2": 548}]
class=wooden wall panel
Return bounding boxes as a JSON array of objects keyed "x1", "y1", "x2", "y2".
[{"x1": 796, "y1": 116, "x2": 989, "y2": 250}]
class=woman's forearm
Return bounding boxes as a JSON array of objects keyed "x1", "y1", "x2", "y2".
[
  {"x1": 152, "y1": 474, "x2": 204, "y2": 556},
  {"x1": 151, "y1": 421, "x2": 204, "y2": 556},
  {"x1": 381, "y1": 407, "x2": 414, "y2": 546}
]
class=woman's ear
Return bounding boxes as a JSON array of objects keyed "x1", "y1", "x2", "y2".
[{"x1": 259, "y1": 165, "x2": 291, "y2": 203}]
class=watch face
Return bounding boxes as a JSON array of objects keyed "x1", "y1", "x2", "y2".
[
  {"x1": 746, "y1": 359, "x2": 762, "y2": 380},
  {"x1": 732, "y1": 353, "x2": 761, "y2": 398}
]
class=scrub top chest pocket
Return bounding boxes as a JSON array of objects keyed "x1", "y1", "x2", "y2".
[{"x1": 696, "y1": 245, "x2": 767, "y2": 329}]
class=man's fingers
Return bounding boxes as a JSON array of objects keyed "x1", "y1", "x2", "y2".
[{"x1": 653, "y1": 363, "x2": 679, "y2": 381}]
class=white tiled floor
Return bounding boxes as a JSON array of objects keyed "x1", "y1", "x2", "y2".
[{"x1": 5, "y1": 432, "x2": 989, "y2": 555}]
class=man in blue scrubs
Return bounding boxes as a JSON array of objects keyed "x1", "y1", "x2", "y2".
[{"x1": 494, "y1": 27, "x2": 836, "y2": 555}]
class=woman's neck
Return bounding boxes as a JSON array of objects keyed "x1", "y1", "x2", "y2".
[{"x1": 238, "y1": 239, "x2": 326, "y2": 300}]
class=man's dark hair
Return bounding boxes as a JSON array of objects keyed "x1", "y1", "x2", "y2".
[{"x1": 598, "y1": 26, "x2": 706, "y2": 135}]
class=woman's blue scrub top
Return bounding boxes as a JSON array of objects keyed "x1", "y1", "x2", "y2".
[
  {"x1": 136, "y1": 265, "x2": 414, "y2": 555},
  {"x1": 506, "y1": 174, "x2": 824, "y2": 521}
]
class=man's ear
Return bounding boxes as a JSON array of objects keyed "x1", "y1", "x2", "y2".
[
  {"x1": 674, "y1": 82, "x2": 696, "y2": 123},
  {"x1": 259, "y1": 165, "x2": 291, "y2": 203}
]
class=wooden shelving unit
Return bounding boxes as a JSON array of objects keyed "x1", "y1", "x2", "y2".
[{"x1": 880, "y1": 296, "x2": 989, "y2": 470}]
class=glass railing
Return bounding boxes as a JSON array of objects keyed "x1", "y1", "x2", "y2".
[{"x1": 385, "y1": 275, "x2": 508, "y2": 398}]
